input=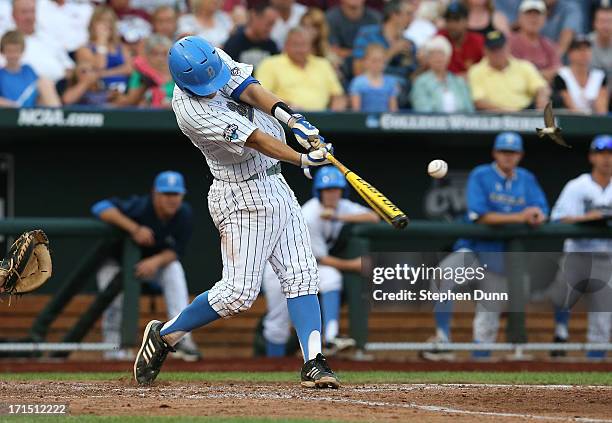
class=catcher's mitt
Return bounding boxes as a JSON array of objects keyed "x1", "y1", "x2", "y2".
[{"x1": 0, "y1": 230, "x2": 52, "y2": 296}]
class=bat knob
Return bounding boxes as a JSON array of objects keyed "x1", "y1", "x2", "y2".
[{"x1": 391, "y1": 215, "x2": 409, "y2": 230}]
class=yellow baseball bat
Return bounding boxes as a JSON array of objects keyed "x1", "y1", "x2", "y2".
[{"x1": 325, "y1": 153, "x2": 409, "y2": 230}]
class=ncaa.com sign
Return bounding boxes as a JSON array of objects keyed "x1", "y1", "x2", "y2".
[{"x1": 17, "y1": 109, "x2": 104, "y2": 128}]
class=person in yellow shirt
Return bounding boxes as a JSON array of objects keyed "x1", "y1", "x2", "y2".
[
  {"x1": 468, "y1": 31, "x2": 550, "y2": 112},
  {"x1": 256, "y1": 27, "x2": 346, "y2": 111}
]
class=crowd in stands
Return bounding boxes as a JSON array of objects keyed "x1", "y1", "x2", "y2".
[{"x1": 0, "y1": 0, "x2": 610, "y2": 113}]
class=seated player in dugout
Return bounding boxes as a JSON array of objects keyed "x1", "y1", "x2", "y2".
[
  {"x1": 91, "y1": 171, "x2": 200, "y2": 362},
  {"x1": 260, "y1": 166, "x2": 379, "y2": 357}
]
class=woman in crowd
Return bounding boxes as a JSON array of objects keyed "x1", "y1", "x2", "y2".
[
  {"x1": 151, "y1": 5, "x2": 178, "y2": 40},
  {"x1": 112, "y1": 35, "x2": 174, "y2": 108},
  {"x1": 300, "y1": 8, "x2": 330, "y2": 58},
  {"x1": 410, "y1": 35, "x2": 474, "y2": 113},
  {"x1": 553, "y1": 36, "x2": 609, "y2": 115},
  {"x1": 300, "y1": 8, "x2": 343, "y2": 72},
  {"x1": 177, "y1": 0, "x2": 233, "y2": 47},
  {"x1": 76, "y1": 6, "x2": 132, "y2": 95},
  {"x1": 462, "y1": 0, "x2": 510, "y2": 36}
]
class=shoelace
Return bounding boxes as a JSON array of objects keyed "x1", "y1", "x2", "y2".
[{"x1": 316, "y1": 354, "x2": 333, "y2": 373}]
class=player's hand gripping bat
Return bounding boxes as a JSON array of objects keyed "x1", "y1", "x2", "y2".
[{"x1": 325, "y1": 153, "x2": 409, "y2": 230}]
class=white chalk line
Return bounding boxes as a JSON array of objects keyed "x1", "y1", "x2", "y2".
[{"x1": 188, "y1": 391, "x2": 612, "y2": 423}]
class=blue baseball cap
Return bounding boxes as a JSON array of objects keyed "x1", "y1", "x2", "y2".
[
  {"x1": 494, "y1": 132, "x2": 523, "y2": 152},
  {"x1": 154, "y1": 171, "x2": 186, "y2": 194},
  {"x1": 590, "y1": 134, "x2": 612, "y2": 151}
]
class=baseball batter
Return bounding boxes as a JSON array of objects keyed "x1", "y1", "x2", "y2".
[
  {"x1": 262, "y1": 166, "x2": 379, "y2": 357},
  {"x1": 133, "y1": 36, "x2": 339, "y2": 388}
]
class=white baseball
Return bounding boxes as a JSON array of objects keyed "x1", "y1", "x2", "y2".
[{"x1": 427, "y1": 159, "x2": 448, "y2": 179}]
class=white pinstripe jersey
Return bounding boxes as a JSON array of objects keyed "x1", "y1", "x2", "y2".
[{"x1": 172, "y1": 48, "x2": 286, "y2": 182}]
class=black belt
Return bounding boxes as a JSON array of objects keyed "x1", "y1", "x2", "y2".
[{"x1": 245, "y1": 162, "x2": 282, "y2": 181}]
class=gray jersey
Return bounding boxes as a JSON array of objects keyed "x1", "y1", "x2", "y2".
[{"x1": 172, "y1": 48, "x2": 286, "y2": 182}]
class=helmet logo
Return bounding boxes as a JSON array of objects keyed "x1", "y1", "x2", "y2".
[{"x1": 207, "y1": 66, "x2": 215, "y2": 79}]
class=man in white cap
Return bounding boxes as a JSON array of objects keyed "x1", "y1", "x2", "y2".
[{"x1": 508, "y1": 0, "x2": 560, "y2": 81}]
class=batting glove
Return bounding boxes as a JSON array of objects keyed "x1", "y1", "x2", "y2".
[
  {"x1": 300, "y1": 143, "x2": 333, "y2": 168},
  {"x1": 288, "y1": 114, "x2": 324, "y2": 151}
]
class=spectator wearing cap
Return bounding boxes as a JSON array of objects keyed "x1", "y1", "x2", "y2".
[
  {"x1": 75, "y1": 6, "x2": 133, "y2": 95},
  {"x1": 411, "y1": 35, "x2": 474, "y2": 112},
  {"x1": 464, "y1": 0, "x2": 511, "y2": 37},
  {"x1": 91, "y1": 170, "x2": 200, "y2": 362},
  {"x1": 352, "y1": 0, "x2": 418, "y2": 106},
  {"x1": 549, "y1": 135, "x2": 612, "y2": 359},
  {"x1": 177, "y1": 0, "x2": 233, "y2": 47},
  {"x1": 553, "y1": 36, "x2": 609, "y2": 114},
  {"x1": 508, "y1": 0, "x2": 560, "y2": 82},
  {"x1": 425, "y1": 132, "x2": 548, "y2": 360},
  {"x1": 256, "y1": 27, "x2": 345, "y2": 111},
  {"x1": 468, "y1": 30, "x2": 550, "y2": 111},
  {"x1": 438, "y1": 2, "x2": 485, "y2": 76},
  {"x1": 151, "y1": 6, "x2": 179, "y2": 40},
  {"x1": 6, "y1": 0, "x2": 74, "y2": 83},
  {"x1": 223, "y1": 1, "x2": 279, "y2": 68},
  {"x1": 326, "y1": 0, "x2": 382, "y2": 62},
  {"x1": 590, "y1": 7, "x2": 612, "y2": 86},
  {"x1": 269, "y1": 0, "x2": 307, "y2": 49},
  {"x1": 541, "y1": 0, "x2": 584, "y2": 56},
  {"x1": 0, "y1": 30, "x2": 61, "y2": 107}
]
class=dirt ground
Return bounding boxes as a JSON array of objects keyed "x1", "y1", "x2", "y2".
[{"x1": 1, "y1": 380, "x2": 611, "y2": 422}]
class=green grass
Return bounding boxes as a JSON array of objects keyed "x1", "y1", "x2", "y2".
[{"x1": 1, "y1": 371, "x2": 611, "y2": 385}]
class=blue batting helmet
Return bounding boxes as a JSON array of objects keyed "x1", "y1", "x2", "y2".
[
  {"x1": 591, "y1": 134, "x2": 612, "y2": 151},
  {"x1": 312, "y1": 166, "x2": 347, "y2": 198},
  {"x1": 168, "y1": 36, "x2": 230, "y2": 96}
]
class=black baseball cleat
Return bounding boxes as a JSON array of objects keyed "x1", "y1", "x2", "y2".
[
  {"x1": 550, "y1": 335, "x2": 568, "y2": 358},
  {"x1": 133, "y1": 320, "x2": 175, "y2": 385},
  {"x1": 301, "y1": 353, "x2": 340, "y2": 389}
]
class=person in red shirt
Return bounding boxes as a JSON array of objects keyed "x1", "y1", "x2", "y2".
[
  {"x1": 438, "y1": 2, "x2": 484, "y2": 76},
  {"x1": 508, "y1": 0, "x2": 560, "y2": 82}
]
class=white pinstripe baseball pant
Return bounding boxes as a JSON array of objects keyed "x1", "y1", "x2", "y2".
[{"x1": 207, "y1": 173, "x2": 319, "y2": 318}]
